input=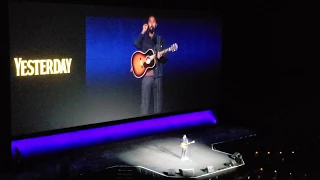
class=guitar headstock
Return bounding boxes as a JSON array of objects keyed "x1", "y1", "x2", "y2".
[{"x1": 169, "y1": 43, "x2": 178, "y2": 52}]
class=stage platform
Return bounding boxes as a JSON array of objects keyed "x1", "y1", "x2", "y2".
[
  {"x1": 73, "y1": 136, "x2": 245, "y2": 179},
  {"x1": 8, "y1": 126, "x2": 251, "y2": 180}
]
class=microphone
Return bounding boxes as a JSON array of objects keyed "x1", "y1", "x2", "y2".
[{"x1": 149, "y1": 26, "x2": 155, "y2": 33}]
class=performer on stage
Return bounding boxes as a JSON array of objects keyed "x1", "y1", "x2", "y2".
[
  {"x1": 180, "y1": 134, "x2": 195, "y2": 160},
  {"x1": 181, "y1": 134, "x2": 189, "y2": 160}
]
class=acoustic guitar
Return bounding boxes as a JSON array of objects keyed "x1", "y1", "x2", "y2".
[
  {"x1": 180, "y1": 140, "x2": 195, "y2": 148},
  {"x1": 131, "y1": 43, "x2": 178, "y2": 78}
]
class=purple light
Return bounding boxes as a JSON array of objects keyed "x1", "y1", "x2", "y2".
[{"x1": 11, "y1": 110, "x2": 217, "y2": 158}]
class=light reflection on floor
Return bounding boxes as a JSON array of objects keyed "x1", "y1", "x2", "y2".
[{"x1": 117, "y1": 136, "x2": 235, "y2": 177}]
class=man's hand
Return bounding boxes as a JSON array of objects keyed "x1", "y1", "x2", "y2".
[
  {"x1": 141, "y1": 24, "x2": 148, "y2": 34},
  {"x1": 157, "y1": 52, "x2": 162, "y2": 59}
]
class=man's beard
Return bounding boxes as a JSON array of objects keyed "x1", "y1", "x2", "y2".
[{"x1": 149, "y1": 26, "x2": 155, "y2": 33}]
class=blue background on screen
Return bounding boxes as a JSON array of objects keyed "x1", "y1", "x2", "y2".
[{"x1": 86, "y1": 17, "x2": 222, "y2": 87}]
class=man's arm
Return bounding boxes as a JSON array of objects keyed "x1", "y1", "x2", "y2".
[
  {"x1": 134, "y1": 24, "x2": 148, "y2": 50},
  {"x1": 131, "y1": 24, "x2": 147, "y2": 72},
  {"x1": 134, "y1": 34, "x2": 144, "y2": 50}
]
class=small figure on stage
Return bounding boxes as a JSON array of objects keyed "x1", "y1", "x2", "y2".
[{"x1": 180, "y1": 134, "x2": 195, "y2": 161}]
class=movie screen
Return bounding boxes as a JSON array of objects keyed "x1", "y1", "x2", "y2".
[{"x1": 9, "y1": 1, "x2": 222, "y2": 137}]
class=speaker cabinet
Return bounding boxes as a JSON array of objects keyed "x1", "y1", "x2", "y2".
[
  {"x1": 206, "y1": 166, "x2": 214, "y2": 173},
  {"x1": 231, "y1": 152, "x2": 241, "y2": 159},
  {"x1": 179, "y1": 169, "x2": 194, "y2": 177},
  {"x1": 168, "y1": 169, "x2": 175, "y2": 176},
  {"x1": 231, "y1": 159, "x2": 237, "y2": 166}
]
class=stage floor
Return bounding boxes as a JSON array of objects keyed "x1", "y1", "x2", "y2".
[
  {"x1": 114, "y1": 137, "x2": 242, "y2": 178},
  {"x1": 71, "y1": 133, "x2": 245, "y2": 179}
]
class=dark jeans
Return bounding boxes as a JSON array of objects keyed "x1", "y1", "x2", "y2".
[{"x1": 141, "y1": 76, "x2": 163, "y2": 115}]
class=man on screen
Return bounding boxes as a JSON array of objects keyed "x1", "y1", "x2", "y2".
[{"x1": 133, "y1": 15, "x2": 168, "y2": 116}]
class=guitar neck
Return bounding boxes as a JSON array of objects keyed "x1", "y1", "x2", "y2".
[
  {"x1": 159, "y1": 48, "x2": 171, "y2": 56},
  {"x1": 150, "y1": 44, "x2": 176, "y2": 60},
  {"x1": 149, "y1": 48, "x2": 170, "y2": 60},
  {"x1": 161, "y1": 48, "x2": 169, "y2": 54}
]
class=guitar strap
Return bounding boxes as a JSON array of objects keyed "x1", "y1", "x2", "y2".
[{"x1": 156, "y1": 35, "x2": 161, "y2": 53}]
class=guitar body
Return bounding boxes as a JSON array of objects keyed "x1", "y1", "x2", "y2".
[
  {"x1": 180, "y1": 141, "x2": 195, "y2": 148},
  {"x1": 131, "y1": 43, "x2": 178, "y2": 78},
  {"x1": 131, "y1": 49, "x2": 156, "y2": 78},
  {"x1": 180, "y1": 143, "x2": 188, "y2": 149}
]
